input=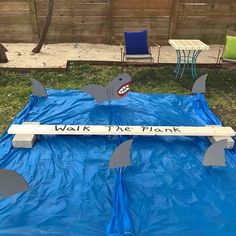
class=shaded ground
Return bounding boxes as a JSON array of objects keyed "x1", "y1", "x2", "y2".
[{"x1": 0, "y1": 65, "x2": 235, "y2": 134}]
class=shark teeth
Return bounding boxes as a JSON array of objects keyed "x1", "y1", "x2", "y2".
[{"x1": 118, "y1": 84, "x2": 130, "y2": 96}]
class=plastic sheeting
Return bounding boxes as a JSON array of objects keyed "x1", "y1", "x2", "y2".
[{"x1": 0, "y1": 89, "x2": 236, "y2": 236}]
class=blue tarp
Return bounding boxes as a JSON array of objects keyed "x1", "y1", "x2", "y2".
[{"x1": 0, "y1": 89, "x2": 235, "y2": 236}]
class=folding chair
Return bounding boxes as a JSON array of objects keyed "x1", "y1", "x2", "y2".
[
  {"x1": 216, "y1": 28, "x2": 236, "y2": 71},
  {"x1": 120, "y1": 30, "x2": 161, "y2": 63}
]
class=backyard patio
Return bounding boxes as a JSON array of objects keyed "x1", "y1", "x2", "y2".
[
  {"x1": 0, "y1": 64, "x2": 235, "y2": 134},
  {"x1": 0, "y1": 0, "x2": 236, "y2": 235}
]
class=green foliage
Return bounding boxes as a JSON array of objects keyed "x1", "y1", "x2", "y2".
[{"x1": 0, "y1": 65, "x2": 235, "y2": 134}]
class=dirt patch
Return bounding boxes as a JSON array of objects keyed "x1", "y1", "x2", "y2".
[{"x1": 0, "y1": 43, "x2": 221, "y2": 68}]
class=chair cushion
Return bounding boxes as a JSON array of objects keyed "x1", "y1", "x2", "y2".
[
  {"x1": 124, "y1": 30, "x2": 149, "y2": 55},
  {"x1": 223, "y1": 36, "x2": 236, "y2": 60}
]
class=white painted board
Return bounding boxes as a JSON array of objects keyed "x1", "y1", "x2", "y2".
[{"x1": 8, "y1": 124, "x2": 236, "y2": 137}]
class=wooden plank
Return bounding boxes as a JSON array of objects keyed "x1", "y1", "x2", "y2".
[
  {"x1": 112, "y1": 16, "x2": 171, "y2": 23},
  {"x1": 8, "y1": 124, "x2": 236, "y2": 137},
  {"x1": 113, "y1": 9, "x2": 171, "y2": 17},
  {"x1": 36, "y1": 3, "x2": 108, "y2": 11},
  {"x1": 0, "y1": 0, "x2": 235, "y2": 45},
  {"x1": 113, "y1": 28, "x2": 169, "y2": 35},
  {"x1": 0, "y1": 10, "x2": 30, "y2": 16},
  {"x1": 38, "y1": 16, "x2": 108, "y2": 23},
  {"x1": 0, "y1": 0, "x2": 28, "y2": 2},
  {"x1": 45, "y1": 34, "x2": 108, "y2": 43},
  {"x1": 113, "y1": 9, "x2": 170, "y2": 17},
  {"x1": 0, "y1": 36, "x2": 33, "y2": 43},
  {"x1": 0, "y1": 24, "x2": 32, "y2": 34},
  {"x1": 43, "y1": 23, "x2": 108, "y2": 31},
  {"x1": 113, "y1": 0, "x2": 172, "y2": 4},
  {"x1": 113, "y1": 33, "x2": 169, "y2": 39},
  {"x1": 108, "y1": 0, "x2": 113, "y2": 44},
  {"x1": 178, "y1": 3, "x2": 212, "y2": 11},
  {"x1": 0, "y1": 15, "x2": 31, "y2": 24},
  {"x1": 46, "y1": 27, "x2": 108, "y2": 35},
  {"x1": 37, "y1": 9, "x2": 108, "y2": 17},
  {"x1": 0, "y1": 2, "x2": 29, "y2": 10},
  {"x1": 112, "y1": 3, "x2": 171, "y2": 10},
  {"x1": 36, "y1": 0, "x2": 108, "y2": 5},
  {"x1": 114, "y1": 19, "x2": 170, "y2": 28},
  {"x1": 169, "y1": 0, "x2": 180, "y2": 38},
  {"x1": 176, "y1": 27, "x2": 228, "y2": 35}
]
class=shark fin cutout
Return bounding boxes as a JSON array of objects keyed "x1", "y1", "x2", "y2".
[
  {"x1": 192, "y1": 74, "x2": 208, "y2": 94},
  {"x1": 109, "y1": 139, "x2": 133, "y2": 168},
  {"x1": 203, "y1": 139, "x2": 228, "y2": 166},
  {"x1": 83, "y1": 84, "x2": 108, "y2": 103},
  {"x1": 0, "y1": 169, "x2": 29, "y2": 198},
  {"x1": 30, "y1": 78, "x2": 47, "y2": 97}
]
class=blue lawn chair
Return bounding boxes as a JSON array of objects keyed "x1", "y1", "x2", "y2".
[{"x1": 120, "y1": 30, "x2": 160, "y2": 63}]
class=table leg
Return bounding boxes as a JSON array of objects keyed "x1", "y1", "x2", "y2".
[
  {"x1": 179, "y1": 50, "x2": 187, "y2": 78},
  {"x1": 174, "y1": 49, "x2": 202, "y2": 79},
  {"x1": 174, "y1": 50, "x2": 181, "y2": 77},
  {"x1": 191, "y1": 50, "x2": 202, "y2": 80}
]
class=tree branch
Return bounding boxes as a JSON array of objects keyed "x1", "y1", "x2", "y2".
[{"x1": 32, "y1": 0, "x2": 54, "y2": 53}]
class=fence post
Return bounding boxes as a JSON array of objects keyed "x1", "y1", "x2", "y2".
[
  {"x1": 169, "y1": 0, "x2": 180, "y2": 38},
  {"x1": 107, "y1": 0, "x2": 114, "y2": 44},
  {"x1": 29, "y1": 0, "x2": 40, "y2": 42}
]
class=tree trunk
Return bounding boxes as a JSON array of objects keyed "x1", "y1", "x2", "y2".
[
  {"x1": 0, "y1": 43, "x2": 8, "y2": 63},
  {"x1": 32, "y1": 0, "x2": 54, "y2": 53}
]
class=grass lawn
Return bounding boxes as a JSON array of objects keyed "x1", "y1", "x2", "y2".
[{"x1": 0, "y1": 64, "x2": 235, "y2": 134}]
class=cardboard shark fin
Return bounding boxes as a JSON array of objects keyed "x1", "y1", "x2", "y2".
[
  {"x1": 30, "y1": 78, "x2": 47, "y2": 97},
  {"x1": 203, "y1": 139, "x2": 228, "y2": 166},
  {"x1": 82, "y1": 84, "x2": 108, "y2": 103},
  {"x1": 192, "y1": 74, "x2": 208, "y2": 94},
  {"x1": 0, "y1": 169, "x2": 29, "y2": 198},
  {"x1": 109, "y1": 139, "x2": 133, "y2": 168}
]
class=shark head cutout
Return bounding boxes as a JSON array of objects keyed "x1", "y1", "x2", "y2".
[
  {"x1": 83, "y1": 73, "x2": 132, "y2": 103},
  {"x1": 0, "y1": 169, "x2": 29, "y2": 198},
  {"x1": 106, "y1": 73, "x2": 131, "y2": 99},
  {"x1": 109, "y1": 139, "x2": 133, "y2": 168}
]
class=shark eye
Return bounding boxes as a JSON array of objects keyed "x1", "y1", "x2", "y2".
[{"x1": 119, "y1": 78, "x2": 123, "y2": 81}]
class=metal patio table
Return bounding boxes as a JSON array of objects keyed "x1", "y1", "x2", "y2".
[{"x1": 168, "y1": 39, "x2": 209, "y2": 80}]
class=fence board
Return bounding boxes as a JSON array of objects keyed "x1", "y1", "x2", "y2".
[
  {"x1": 0, "y1": 2, "x2": 29, "y2": 10},
  {"x1": 0, "y1": 0, "x2": 33, "y2": 43},
  {"x1": 0, "y1": 0, "x2": 235, "y2": 45}
]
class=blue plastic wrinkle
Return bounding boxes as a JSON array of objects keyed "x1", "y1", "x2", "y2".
[
  {"x1": 0, "y1": 89, "x2": 235, "y2": 236},
  {"x1": 106, "y1": 103, "x2": 133, "y2": 236}
]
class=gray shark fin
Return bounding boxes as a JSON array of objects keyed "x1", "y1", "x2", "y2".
[
  {"x1": 192, "y1": 74, "x2": 208, "y2": 94},
  {"x1": 109, "y1": 139, "x2": 133, "y2": 168},
  {"x1": 203, "y1": 139, "x2": 228, "y2": 166},
  {"x1": 0, "y1": 169, "x2": 29, "y2": 198},
  {"x1": 30, "y1": 78, "x2": 47, "y2": 97},
  {"x1": 83, "y1": 84, "x2": 108, "y2": 103}
]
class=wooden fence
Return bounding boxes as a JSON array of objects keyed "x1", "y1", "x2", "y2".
[{"x1": 0, "y1": 0, "x2": 236, "y2": 45}]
